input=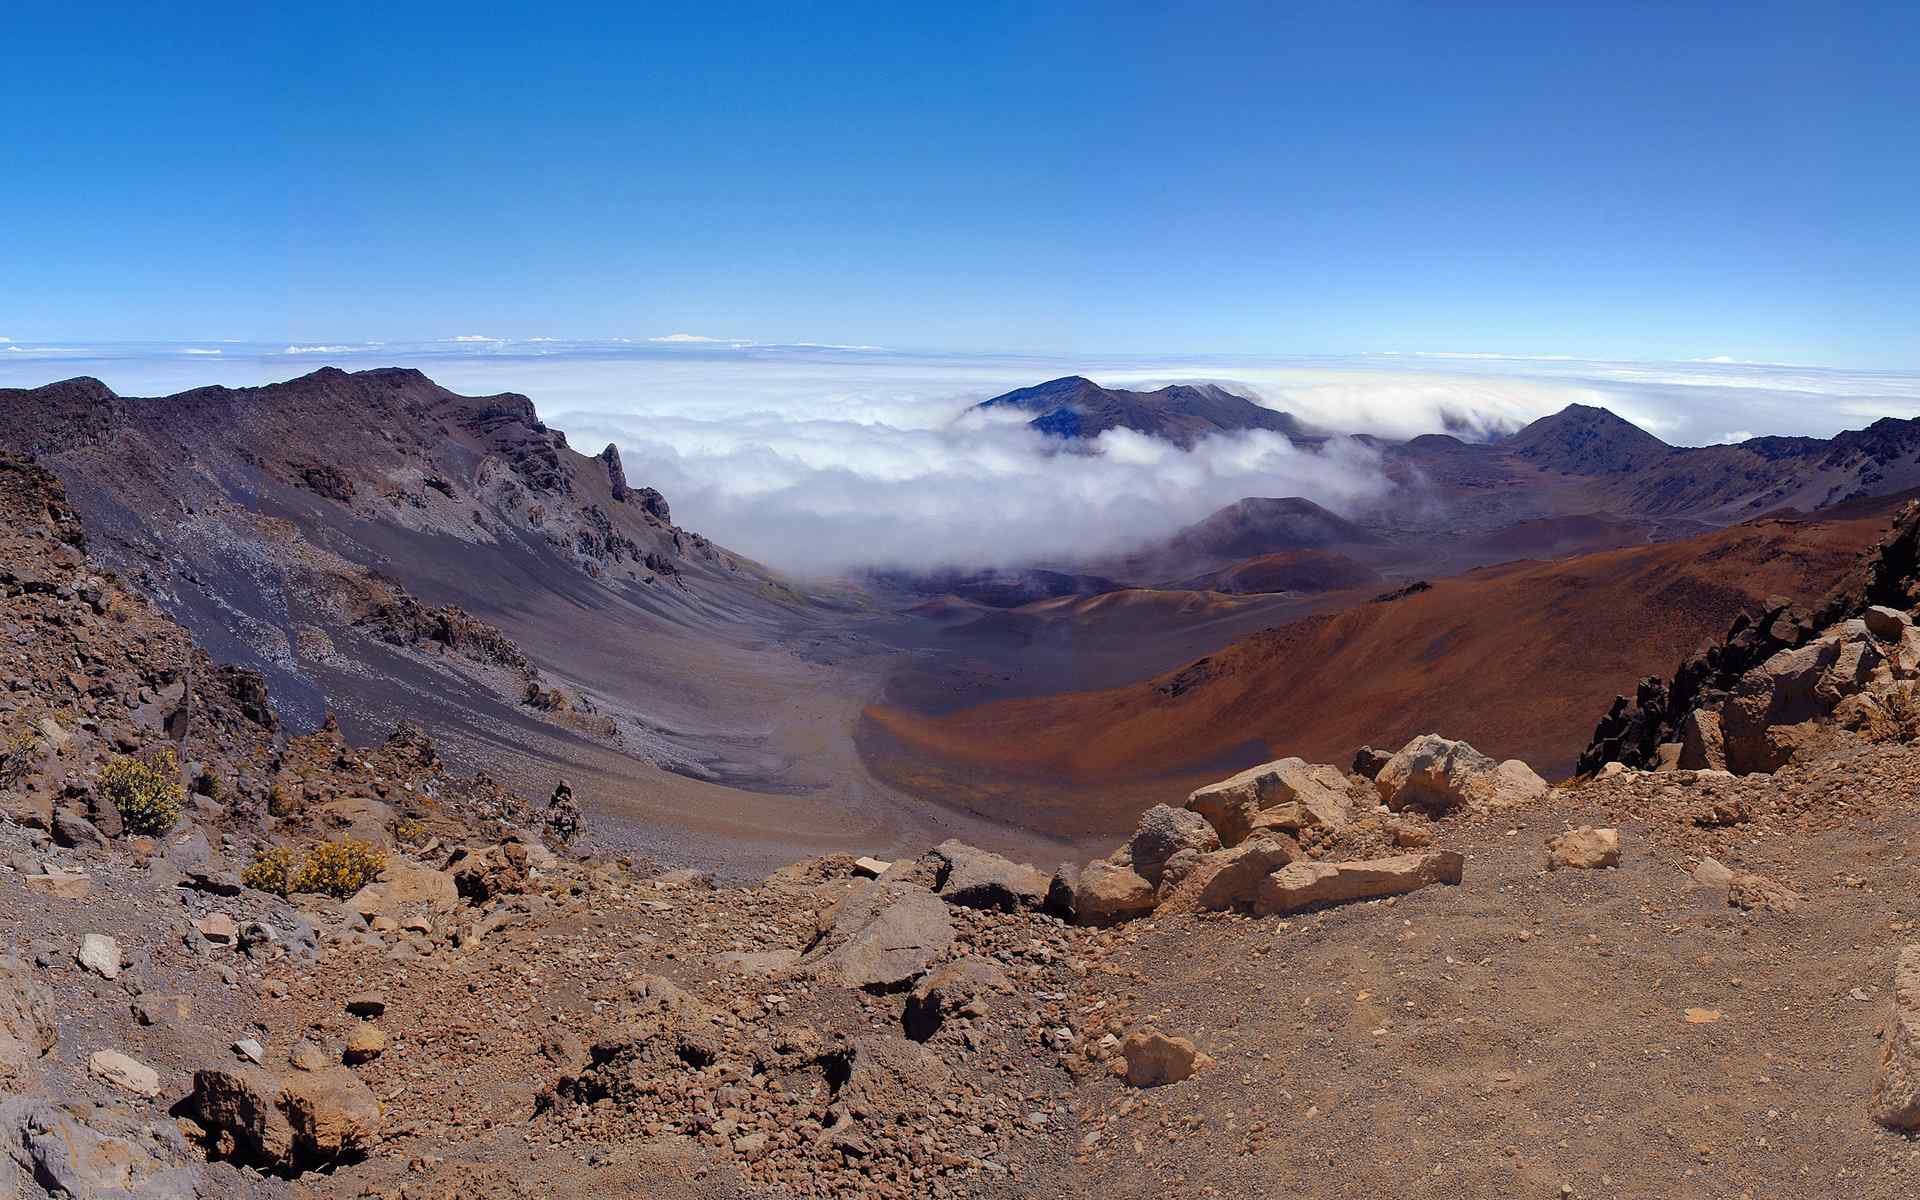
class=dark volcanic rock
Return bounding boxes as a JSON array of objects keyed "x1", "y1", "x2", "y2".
[
  {"x1": 973, "y1": 376, "x2": 1316, "y2": 450},
  {"x1": 600, "y1": 443, "x2": 630, "y2": 503}
]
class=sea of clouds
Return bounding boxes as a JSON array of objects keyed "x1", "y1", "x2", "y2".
[{"x1": 5, "y1": 339, "x2": 1917, "y2": 576}]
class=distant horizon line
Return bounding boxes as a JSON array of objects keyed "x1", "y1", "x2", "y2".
[{"x1": 0, "y1": 337, "x2": 1911, "y2": 375}]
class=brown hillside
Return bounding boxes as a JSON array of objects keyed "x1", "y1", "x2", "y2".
[{"x1": 861, "y1": 507, "x2": 1894, "y2": 838}]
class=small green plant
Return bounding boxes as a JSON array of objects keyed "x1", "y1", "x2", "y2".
[
  {"x1": 243, "y1": 845, "x2": 300, "y2": 896},
  {"x1": 292, "y1": 839, "x2": 387, "y2": 898},
  {"x1": 99, "y1": 751, "x2": 184, "y2": 834}
]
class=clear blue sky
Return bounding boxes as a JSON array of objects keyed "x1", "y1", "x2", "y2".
[{"x1": 4, "y1": 2, "x2": 1915, "y2": 365}]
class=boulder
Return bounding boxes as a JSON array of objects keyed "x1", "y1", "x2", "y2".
[
  {"x1": 23, "y1": 870, "x2": 90, "y2": 900},
  {"x1": 1118, "y1": 1030, "x2": 1211, "y2": 1087},
  {"x1": 1044, "y1": 862, "x2": 1081, "y2": 920},
  {"x1": 0, "y1": 1095, "x2": 202, "y2": 1200},
  {"x1": 51, "y1": 809, "x2": 106, "y2": 849},
  {"x1": 926, "y1": 840, "x2": 1048, "y2": 911},
  {"x1": 1373, "y1": 735, "x2": 1547, "y2": 814},
  {"x1": 1124, "y1": 805, "x2": 1220, "y2": 883},
  {"x1": 1871, "y1": 944, "x2": 1920, "y2": 1131},
  {"x1": 1864, "y1": 605, "x2": 1914, "y2": 642},
  {"x1": 1727, "y1": 870, "x2": 1801, "y2": 914},
  {"x1": 1352, "y1": 745, "x2": 1392, "y2": 779},
  {"x1": 840, "y1": 1034, "x2": 950, "y2": 1116},
  {"x1": 1546, "y1": 827, "x2": 1620, "y2": 870},
  {"x1": 1677, "y1": 708, "x2": 1727, "y2": 771},
  {"x1": 89, "y1": 1050, "x2": 161, "y2": 1098},
  {"x1": 191, "y1": 1065, "x2": 380, "y2": 1172},
  {"x1": 1071, "y1": 860, "x2": 1157, "y2": 927},
  {"x1": 803, "y1": 880, "x2": 953, "y2": 989},
  {"x1": 1722, "y1": 627, "x2": 1883, "y2": 773},
  {"x1": 343, "y1": 1025, "x2": 386, "y2": 1064},
  {"x1": 1187, "y1": 757, "x2": 1353, "y2": 846},
  {"x1": 1253, "y1": 849, "x2": 1465, "y2": 915},
  {"x1": 904, "y1": 956, "x2": 1015, "y2": 1040},
  {"x1": 349, "y1": 861, "x2": 460, "y2": 919},
  {"x1": 1692, "y1": 856, "x2": 1736, "y2": 889},
  {"x1": 1186, "y1": 837, "x2": 1300, "y2": 912},
  {"x1": 131, "y1": 990, "x2": 191, "y2": 1021},
  {"x1": 76, "y1": 933, "x2": 121, "y2": 979},
  {"x1": 0, "y1": 957, "x2": 58, "y2": 1087}
]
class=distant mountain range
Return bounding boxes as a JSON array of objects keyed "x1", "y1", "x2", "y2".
[{"x1": 972, "y1": 376, "x2": 1317, "y2": 449}]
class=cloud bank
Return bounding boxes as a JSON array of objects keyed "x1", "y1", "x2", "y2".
[{"x1": 3, "y1": 343, "x2": 1914, "y2": 578}]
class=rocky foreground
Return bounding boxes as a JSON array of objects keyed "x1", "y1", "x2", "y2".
[{"x1": 3, "y1": 450, "x2": 1920, "y2": 1198}]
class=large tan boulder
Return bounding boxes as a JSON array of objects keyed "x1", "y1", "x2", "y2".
[
  {"x1": 1186, "y1": 757, "x2": 1353, "y2": 847},
  {"x1": 1546, "y1": 827, "x2": 1620, "y2": 870},
  {"x1": 1118, "y1": 1030, "x2": 1212, "y2": 1087},
  {"x1": 1373, "y1": 735, "x2": 1547, "y2": 814},
  {"x1": 1253, "y1": 850, "x2": 1464, "y2": 915},
  {"x1": 1184, "y1": 837, "x2": 1300, "y2": 912},
  {"x1": 1072, "y1": 860, "x2": 1157, "y2": 927},
  {"x1": 1872, "y1": 944, "x2": 1920, "y2": 1131},
  {"x1": 191, "y1": 1065, "x2": 380, "y2": 1172},
  {"x1": 348, "y1": 861, "x2": 459, "y2": 920}
]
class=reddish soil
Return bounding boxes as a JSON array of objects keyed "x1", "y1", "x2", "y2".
[{"x1": 861, "y1": 510, "x2": 1894, "y2": 839}]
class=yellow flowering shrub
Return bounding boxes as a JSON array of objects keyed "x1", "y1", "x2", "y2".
[{"x1": 100, "y1": 751, "x2": 184, "y2": 835}]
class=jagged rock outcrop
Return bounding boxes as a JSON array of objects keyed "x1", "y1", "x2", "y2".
[
  {"x1": 1373, "y1": 734, "x2": 1548, "y2": 813},
  {"x1": 1580, "y1": 501, "x2": 1920, "y2": 775},
  {"x1": 1186, "y1": 756, "x2": 1353, "y2": 847},
  {"x1": 599, "y1": 443, "x2": 630, "y2": 502}
]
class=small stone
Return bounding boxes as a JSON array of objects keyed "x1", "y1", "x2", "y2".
[
  {"x1": 343, "y1": 1025, "x2": 387, "y2": 1064},
  {"x1": 89, "y1": 1049, "x2": 160, "y2": 1098},
  {"x1": 1118, "y1": 1029, "x2": 1211, "y2": 1087},
  {"x1": 852, "y1": 856, "x2": 891, "y2": 879},
  {"x1": 234, "y1": 1038, "x2": 266, "y2": 1064},
  {"x1": 24, "y1": 871, "x2": 90, "y2": 900},
  {"x1": 132, "y1": 994, "x2": 192, "y2": 1026},
  {"x1": 76, "y1": 933, "x2": 121, "y2": 979},
  {"x1": 1546, "y1": 827, "x2": 1620, "y2": 871},
  {"x1": 289, "y1": 1040, "x2": 329, "y2": 1072},
  {"x1": 198, "y1": 913, "x2": 238, "y2": 944},
  {"x1": 344, "y1": 992, "x2": 386, "y2": 1017}
]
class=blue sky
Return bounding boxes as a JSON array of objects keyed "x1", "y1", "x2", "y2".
[{"x1": 3, "y1": 2, "x2": 1915, "y2": 365}]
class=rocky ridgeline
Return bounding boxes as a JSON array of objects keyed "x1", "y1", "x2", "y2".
[{"x1": 1582, "y1": 499, "x2": 1920, "y2": 774}]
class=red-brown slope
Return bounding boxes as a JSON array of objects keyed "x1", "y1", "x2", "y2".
[{"x1": 860, "y1": 508, "x2": 1893, "y2": 838}]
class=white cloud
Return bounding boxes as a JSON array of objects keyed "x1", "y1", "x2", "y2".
[
  {"x1": 4, "y1": 345, "x2": 84, "y2": 353},
  {"x1": 648, "y1": 332, "x2": 736, "y2": 344},
  {"x1": 281, "y1": 344, "x2": 357, "y2": 355},
  {"x1": 1717, "y1": 430, "x2": 1755, "y2": 443},
  {"x1": 180, "y1": 347, "x2": 222, "y2": 355},
  {"x1": 0, "y1": 337, "x2": 10, "y2": 343},
  {"x1": 450, "y1": 335, "x2": 498, "y2": 343}
]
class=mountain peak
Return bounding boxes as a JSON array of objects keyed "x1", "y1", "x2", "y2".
[
  {"x1": 972, "y1": 376, "x2": 1313, "y2": 449},
  {"x1": 1504, "y1": 404, "x2": 1670, "y2": 475}
]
